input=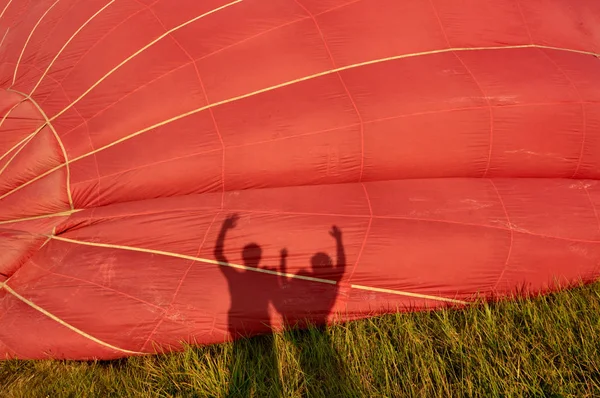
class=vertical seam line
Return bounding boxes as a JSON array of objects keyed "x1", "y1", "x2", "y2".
[
  {"x1": 292, "y1": 0, "x2": 365, "y2": 181},
  {"x1": 490, "y1": 180, "x2": 515, "y2": 291}
]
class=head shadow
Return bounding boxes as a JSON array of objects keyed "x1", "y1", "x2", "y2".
[
  {"x1": 310, "y1": 252, "x2": 333, "y2": 271},
  {"x1": 242, "y1": 243, "x2": 262, "y2": 269}
]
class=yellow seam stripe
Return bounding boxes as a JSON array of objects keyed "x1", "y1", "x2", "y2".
[
  {"x1": 0, "y1": 132, "x2": 35, "y2": 177},
  {"x1": 0, "y1": 99, "x2": 25, "y2": 132},
  {"x1": 49, "y1": 0, "x2": 243, "y2": 122},
  {"x1": 38, "y1": 44, "x2": 600, "y2": 161},
  {"x1": 48, "y1": 235, "x2": 467, "y2": 305},
  {"x1": 49, "y1": 42, "x2": 597, "y2": 124},
  {"x1": 0, "y1": 97, "x2": 47, "y2": 177},
  {"x1": 0, "y1": 120, "x2": 45, "y2": 179},
  {"x1": 8, "y1": 89, "x2": 74, "y2": 209},
  {"x1": 0, "y1": 100, "x2": 32, "y2": 161},
  {"x1": 0, "y1": 209, "x2": 80, "y2": 225},
  {"x1": 40, "y1": 231, "x2": 53, "y2": 248},
  {"x1": 0, "y1": 283, "x2": 143, "y2": 355},
  {"x1": 350, "y1": 284, "x2": 467, "y2": 304},
  {"x1": 0, "y1": 67, "x2": 28, "y2": 150},
  {"x1": 0, "y1": 0, "x2": 13, "y2": 20},
  {"x1": 28, "y1": 0, "x2": 117, "y2": 96},
  {"x1": 50, "y1": 235, "x2": 336, "y2": 284},
  {"x1": 11, "y1": 0, "x2": 60, "y2": 87},
  {"x1": 0, "y1": 132, "x2": 36, "y2": 171},
  {"x1": 0, "y1": 0, "x2": 242, "y2": 201},
  {"x1": 1, "y1": 43, "x2": 597, "y2": 203},
  {"x1": 0, "y1": 101, "x2": 44, "y2": 172},
  {"x1": 0, "y1": 27, "x2": 9, "y2": 49}
]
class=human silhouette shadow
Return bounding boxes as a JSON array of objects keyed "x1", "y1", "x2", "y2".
[
  {"x1": 274, "y1": 225, "x2": 345, "y2": 329},
  {"x1": 273, "y1": 226, "x2": 355, "y2": 395},
  {"x1": 214, "y1": 214, "x2": 282, "y2": 397}
]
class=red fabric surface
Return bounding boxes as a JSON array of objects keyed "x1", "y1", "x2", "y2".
[{"x1": 0, "y1": 0, "x2": 599, "y2": 360}]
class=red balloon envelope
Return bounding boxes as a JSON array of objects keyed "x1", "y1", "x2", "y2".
[{"x1": 0, "y1": 0, "x2": 599, "y2": 360}]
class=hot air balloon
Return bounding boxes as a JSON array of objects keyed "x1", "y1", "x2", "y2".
[{"x1": 0, "y1": 0, "x2": 599, "y2": 360}]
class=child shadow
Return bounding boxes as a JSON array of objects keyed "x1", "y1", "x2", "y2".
[{"x1": 273, "y1": 226, "x2": 358, "y2": 396}]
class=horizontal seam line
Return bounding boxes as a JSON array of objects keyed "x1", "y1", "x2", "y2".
[
  {"x1": 1, "y1": 44, "x2": 597, "y2": 202},
  {"x1": 47, "y1": 235, "x2": 468, "y2": 305}
]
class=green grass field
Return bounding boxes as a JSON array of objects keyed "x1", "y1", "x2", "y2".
[{"x1": 2, "y1": 283, "x2": 600, "y2": 397}]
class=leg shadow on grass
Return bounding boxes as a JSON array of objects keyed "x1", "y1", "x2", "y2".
[
  {"x1": 283, "y1": 320, "x2": 359, "y2": 398},
  {"x1": 227, "y1": 334, "x2": 281, "y2": 398}
]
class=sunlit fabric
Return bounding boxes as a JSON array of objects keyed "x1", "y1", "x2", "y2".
[{"x1": 0, "y1": 0, "x2": 599, "y2": 360}]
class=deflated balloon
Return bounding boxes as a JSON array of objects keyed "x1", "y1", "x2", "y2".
[{"x1": 0, "y1": 0, "x2": 599, "y2": 360}]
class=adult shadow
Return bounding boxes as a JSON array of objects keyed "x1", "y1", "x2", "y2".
[
  {"x1": 273, "y1": 226, "x2": 356, "y2": 396},
  {"x1": 214, "y1": 214, "x2": 282, "y2": 397}
]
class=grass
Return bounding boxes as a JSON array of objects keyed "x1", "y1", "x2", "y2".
[{"x1": 1, "y1": 282, "x2": 600, "y2": 397}]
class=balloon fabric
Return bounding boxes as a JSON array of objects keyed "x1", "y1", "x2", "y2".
[{"x1": 0, "y1": 0, "x2": 600, "y2": 360}]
